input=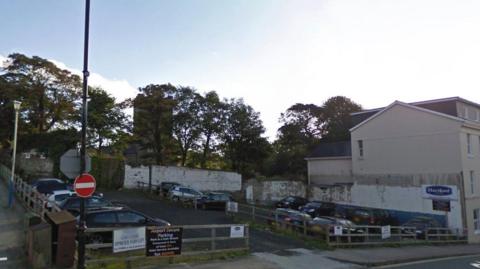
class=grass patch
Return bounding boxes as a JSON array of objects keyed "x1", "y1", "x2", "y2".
[{"x1": 85, "y1": 249, "x2": 249, "y2": 269}]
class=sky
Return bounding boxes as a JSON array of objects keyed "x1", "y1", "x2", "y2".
[{"x1": 1, "y1": 0, "x2": 480, "y2": 139}]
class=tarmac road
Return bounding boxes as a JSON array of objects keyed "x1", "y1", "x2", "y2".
[{"x1": 103, "y1": 190, "x2": 311, "y2": 253}]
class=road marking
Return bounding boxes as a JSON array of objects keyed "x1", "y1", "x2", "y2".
[
  {"x1": 374, "y1": 254, "x2": 480, "y2": 268},
  {"x1": 471, "y1": 261, "x2": 480, "y2": 268},
  {"x1": 75, "y1": 182, "x2": 95, "y2": 189},
  {"x1": 0, "y1": 257, "x2": 7, "y2": 262}
]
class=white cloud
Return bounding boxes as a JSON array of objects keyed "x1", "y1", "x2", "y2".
[{"x1": 48, "y1": 59, "x2": 137, "y2": 101}]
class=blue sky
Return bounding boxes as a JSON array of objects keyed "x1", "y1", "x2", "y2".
[{"x1": 2, "y1": 0, "x2": 480, "y2": 139}]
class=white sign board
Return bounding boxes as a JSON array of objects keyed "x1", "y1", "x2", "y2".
[
  {"x1": 421, "y1": 185, "x2": 458, "y2": 201},
  {"x1": 381, "y1": 225, "x2": 391, "y2": 239},
  {"x1": 333, "y1": 225, "x2": 343, "y2": 235},
  {"x1": 113, "y1": 227, "x2": 146, "y2": 253},
  {"x1": 226, "y1": 201, "x2": 238, "y2": 213},
  {"x1": 230, "y1": 225, "x2": 245, "y2": 238}
]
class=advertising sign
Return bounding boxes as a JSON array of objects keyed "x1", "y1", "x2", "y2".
[
  {"x1": 381, "y1": 225, "x2": 391, "y2": 239},
  {"x1": 421, "y1": 185, "x2": 458, "y2": 201},
  {"x1": 432, "y1": 200, "x2": 451, "y2": 212},
  {"x1": 113, "y1": 227, "x2": 146, "y2": 253},
  {"x1": 146, "y1": 227, "x2": 183, "y2": 257},
  {"x1": 230, "y1": 225, "x2": 245, "y2": 238}
]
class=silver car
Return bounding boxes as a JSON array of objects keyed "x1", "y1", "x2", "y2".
[{"x1": 168, "y1": 186, "x2": 203, "y2": 202}]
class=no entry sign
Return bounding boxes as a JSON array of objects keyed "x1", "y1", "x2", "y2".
[{"x1": 74, "y1": 173, "x2": 96, "y2": 197}]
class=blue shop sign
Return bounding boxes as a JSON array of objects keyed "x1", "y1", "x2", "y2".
[{"x1": 421, "y1": 185, "x2": 458, "y2": 201}]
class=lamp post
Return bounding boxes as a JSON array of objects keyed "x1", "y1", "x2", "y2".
[{"x1": 8, "y1": 100, "x2": 21, "y2": 208}]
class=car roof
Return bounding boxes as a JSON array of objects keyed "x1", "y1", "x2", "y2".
[{"x1": 51, "y1": 190, "x2": 75, "y2": 195}]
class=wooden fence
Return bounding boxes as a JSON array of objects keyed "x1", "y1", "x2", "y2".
[{"x1": 84, "y1": 224, "x2": 249, "y2": 267}]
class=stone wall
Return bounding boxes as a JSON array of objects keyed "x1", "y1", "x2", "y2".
[
  {"x1": 244, "y1": 179, "x2": 307, "y2": 205},
  {"x1": 124, "y1": 165, "x2": 242, "y2": 192}
]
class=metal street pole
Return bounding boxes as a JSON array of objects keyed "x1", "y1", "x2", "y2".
[
  {"x1": 77, "y1": 0, "x2": 90, "y2": 268},
  {"x1": 8, "y1": 101, "x2": 21, "y2": 208}
]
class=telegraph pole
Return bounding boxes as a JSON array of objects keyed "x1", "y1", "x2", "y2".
[{"x1": 77, "y1": 0, "x2": 90, "y2": 268}]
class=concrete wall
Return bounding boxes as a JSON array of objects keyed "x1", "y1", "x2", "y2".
[
  {"x1": 124, "y1": 165, "x2": 242, "y2": 192},
  {"x1": 351, "y1": 104, "x2": 463, "y2": 175},
  {"x1": 307, "y1": 157, "x2": 352, "y2": 177},
  {"x1": 244, "y1": 179, "x2": 306, "y2": 205},
  {"x1": 17, "y1": 153, "x2": 54, "y2": 179}
]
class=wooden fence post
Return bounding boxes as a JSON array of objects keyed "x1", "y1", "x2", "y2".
[
  {"x1": 211, "y1": 227, "x2": 216, "y2": 250},
  {"x1": 245, "y1": 225, "x2": 250, "y2": 249},
  {"x1": 252, "y1": 205, "x2": 256, "y2": 222}
]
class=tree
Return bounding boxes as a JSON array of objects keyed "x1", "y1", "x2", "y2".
[
  {"x1": 320, "y1": 96, "x2": 362, "y2": 141},
  {"x1": 197, "y1": 91, "x2": 224, "y2": 168},
  {"x1": 1, "y1": 53, "x2": 81, "y2": 134},
  {"x1": 172, "y1": 87, "x2": 202, "y2": 166},
  {"x1": 220, "y1": 98, "x2": 271, "y2": 177},
  {"x1": 87, "y1": 87, "x2": 130, "y2": 152},
  {"x1": 132, "y1": 84, "x2": 177, "y2": 165}
]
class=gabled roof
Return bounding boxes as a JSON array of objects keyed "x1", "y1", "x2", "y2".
[
  {"x1": 349, "y1": 101, "x2": 465, "y2": 132},
  {"x1": 351, "y1": 96, "x2": 480, "y2": 116}
]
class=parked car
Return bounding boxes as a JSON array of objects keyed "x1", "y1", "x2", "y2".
[
  {"x1": 31, "y1": 178, "x2": 70, "y2": 195},
  {"x1": 269, "y1": 208, "x2": 312, "y2": 230},
  {"x1": 45, "y1": 190, "x2": 76, "y2": 209},
  {"x1": 401, "y1": 216, "x2": 442, "y2": 239},
  {"x1": 59, "y1": 196, "x2": 124, "y2": 216},
  {"x1": 196, "y1": 192, "x2": 233, "y2": 210},
  {"x1": 168, "y1": 186, "x2": 203, "y2": 202},
  {"x1": 275, "y1": 196, "x2": 309, "y2": 210},
  {"x1": 299, "y1": 201, "x2": 325, "y2": 218},
  {"x1": 308, "y1": 216, "x2": 364, "y2": 237},
  {"x1": 160, "y1": 182, "x2": 182, "y2": 197},
  {"x1": 342, "y1": 206, "x2": 396, "y2": 226},
  {"x1": 81, "y1": 208, "x2": 170, "y2": 244}
]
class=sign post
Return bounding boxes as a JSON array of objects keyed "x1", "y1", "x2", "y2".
[{"x1": 77, "y1": 0, "x2": 91, "y2": 268}]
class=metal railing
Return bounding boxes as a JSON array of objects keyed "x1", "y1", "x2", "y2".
[{"x1": 0, "y1": 164, "x2": 61, "y2": 219}]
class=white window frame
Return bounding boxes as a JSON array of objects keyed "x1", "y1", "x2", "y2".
[
  {"x1": 467, "y1": 134, "x2": 472, "y2": 155},
  {"x1": 474, "y1": 209, "x2": 480, "y2": 234},
  {"x1": 358, "y1": 140, "x2": 364, "y2": 158},
  {"x1": 471, "y1": 170, "x2": 476, "y2": 195}
]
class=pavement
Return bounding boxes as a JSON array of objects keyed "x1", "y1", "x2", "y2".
[
  {"x1": 325, "y1": 244, "x2": 480, "y2": 267},
  {"x1": 0, "y1": 179, "x2": 27, "y2": 268}
]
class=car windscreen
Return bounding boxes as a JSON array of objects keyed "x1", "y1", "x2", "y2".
[{"x1": 55, "y1": 194, "x2": 73, "y2": 201}]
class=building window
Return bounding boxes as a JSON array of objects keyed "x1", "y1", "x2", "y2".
[
  {"x1": 477, "y1": 110, "x2": 480, "y2": 121},
  {"x1": 465, "y1": 107, "x2": 469, "y2": 119},
  {"x1": 467, "y1": 134, "x2": 472, "y2": 155},
  {"x1": 474, "y1": 209, "x2": 480, "y2": 234},
  {"x1": 358, "y1": 140, "x2": 364, "y2": 158},
  {"x1": 471, "y1": 170, "x2": 476, "y2": 195}
]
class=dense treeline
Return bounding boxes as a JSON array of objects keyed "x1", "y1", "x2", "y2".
[{"x1": 0, "y1": 53, "x2": 361, "y2": 179}]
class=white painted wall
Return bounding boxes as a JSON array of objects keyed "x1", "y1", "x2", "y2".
[
  {"x1": 124, "y1": 165, "x2": 242, "y2": 192},
  {"x1": 351, "y1": 104, "x2": 463, "y2": 175},
  {"x1": 307, "y1": 157, "x2": 352, "y2": 176},
  {"x1": 311, "y1": 183, "x2": 463, "y2": 230}
]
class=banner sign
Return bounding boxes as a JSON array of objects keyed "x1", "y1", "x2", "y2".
[
  {"x1": 421, "y1": 185, "x2": 458, "y2": 201},
  {"x1": 146, "y1": 227, "x2": 183, "y2": 257},
  {"x1": 113, "y1": 227, "x2": 146, "y2": 253}
]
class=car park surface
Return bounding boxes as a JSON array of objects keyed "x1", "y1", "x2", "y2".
[{"x1": 103, "y1": 190, "x2": 311, "y2": 253}]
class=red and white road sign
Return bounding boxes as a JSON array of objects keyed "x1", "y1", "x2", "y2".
[{"x1": 74, "y1": 173, "x2": 96, "y2": 198}]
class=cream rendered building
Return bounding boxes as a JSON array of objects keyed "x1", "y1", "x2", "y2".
[{"x1": 307, "y1": 97, "x2": 480, "y2": 242}]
